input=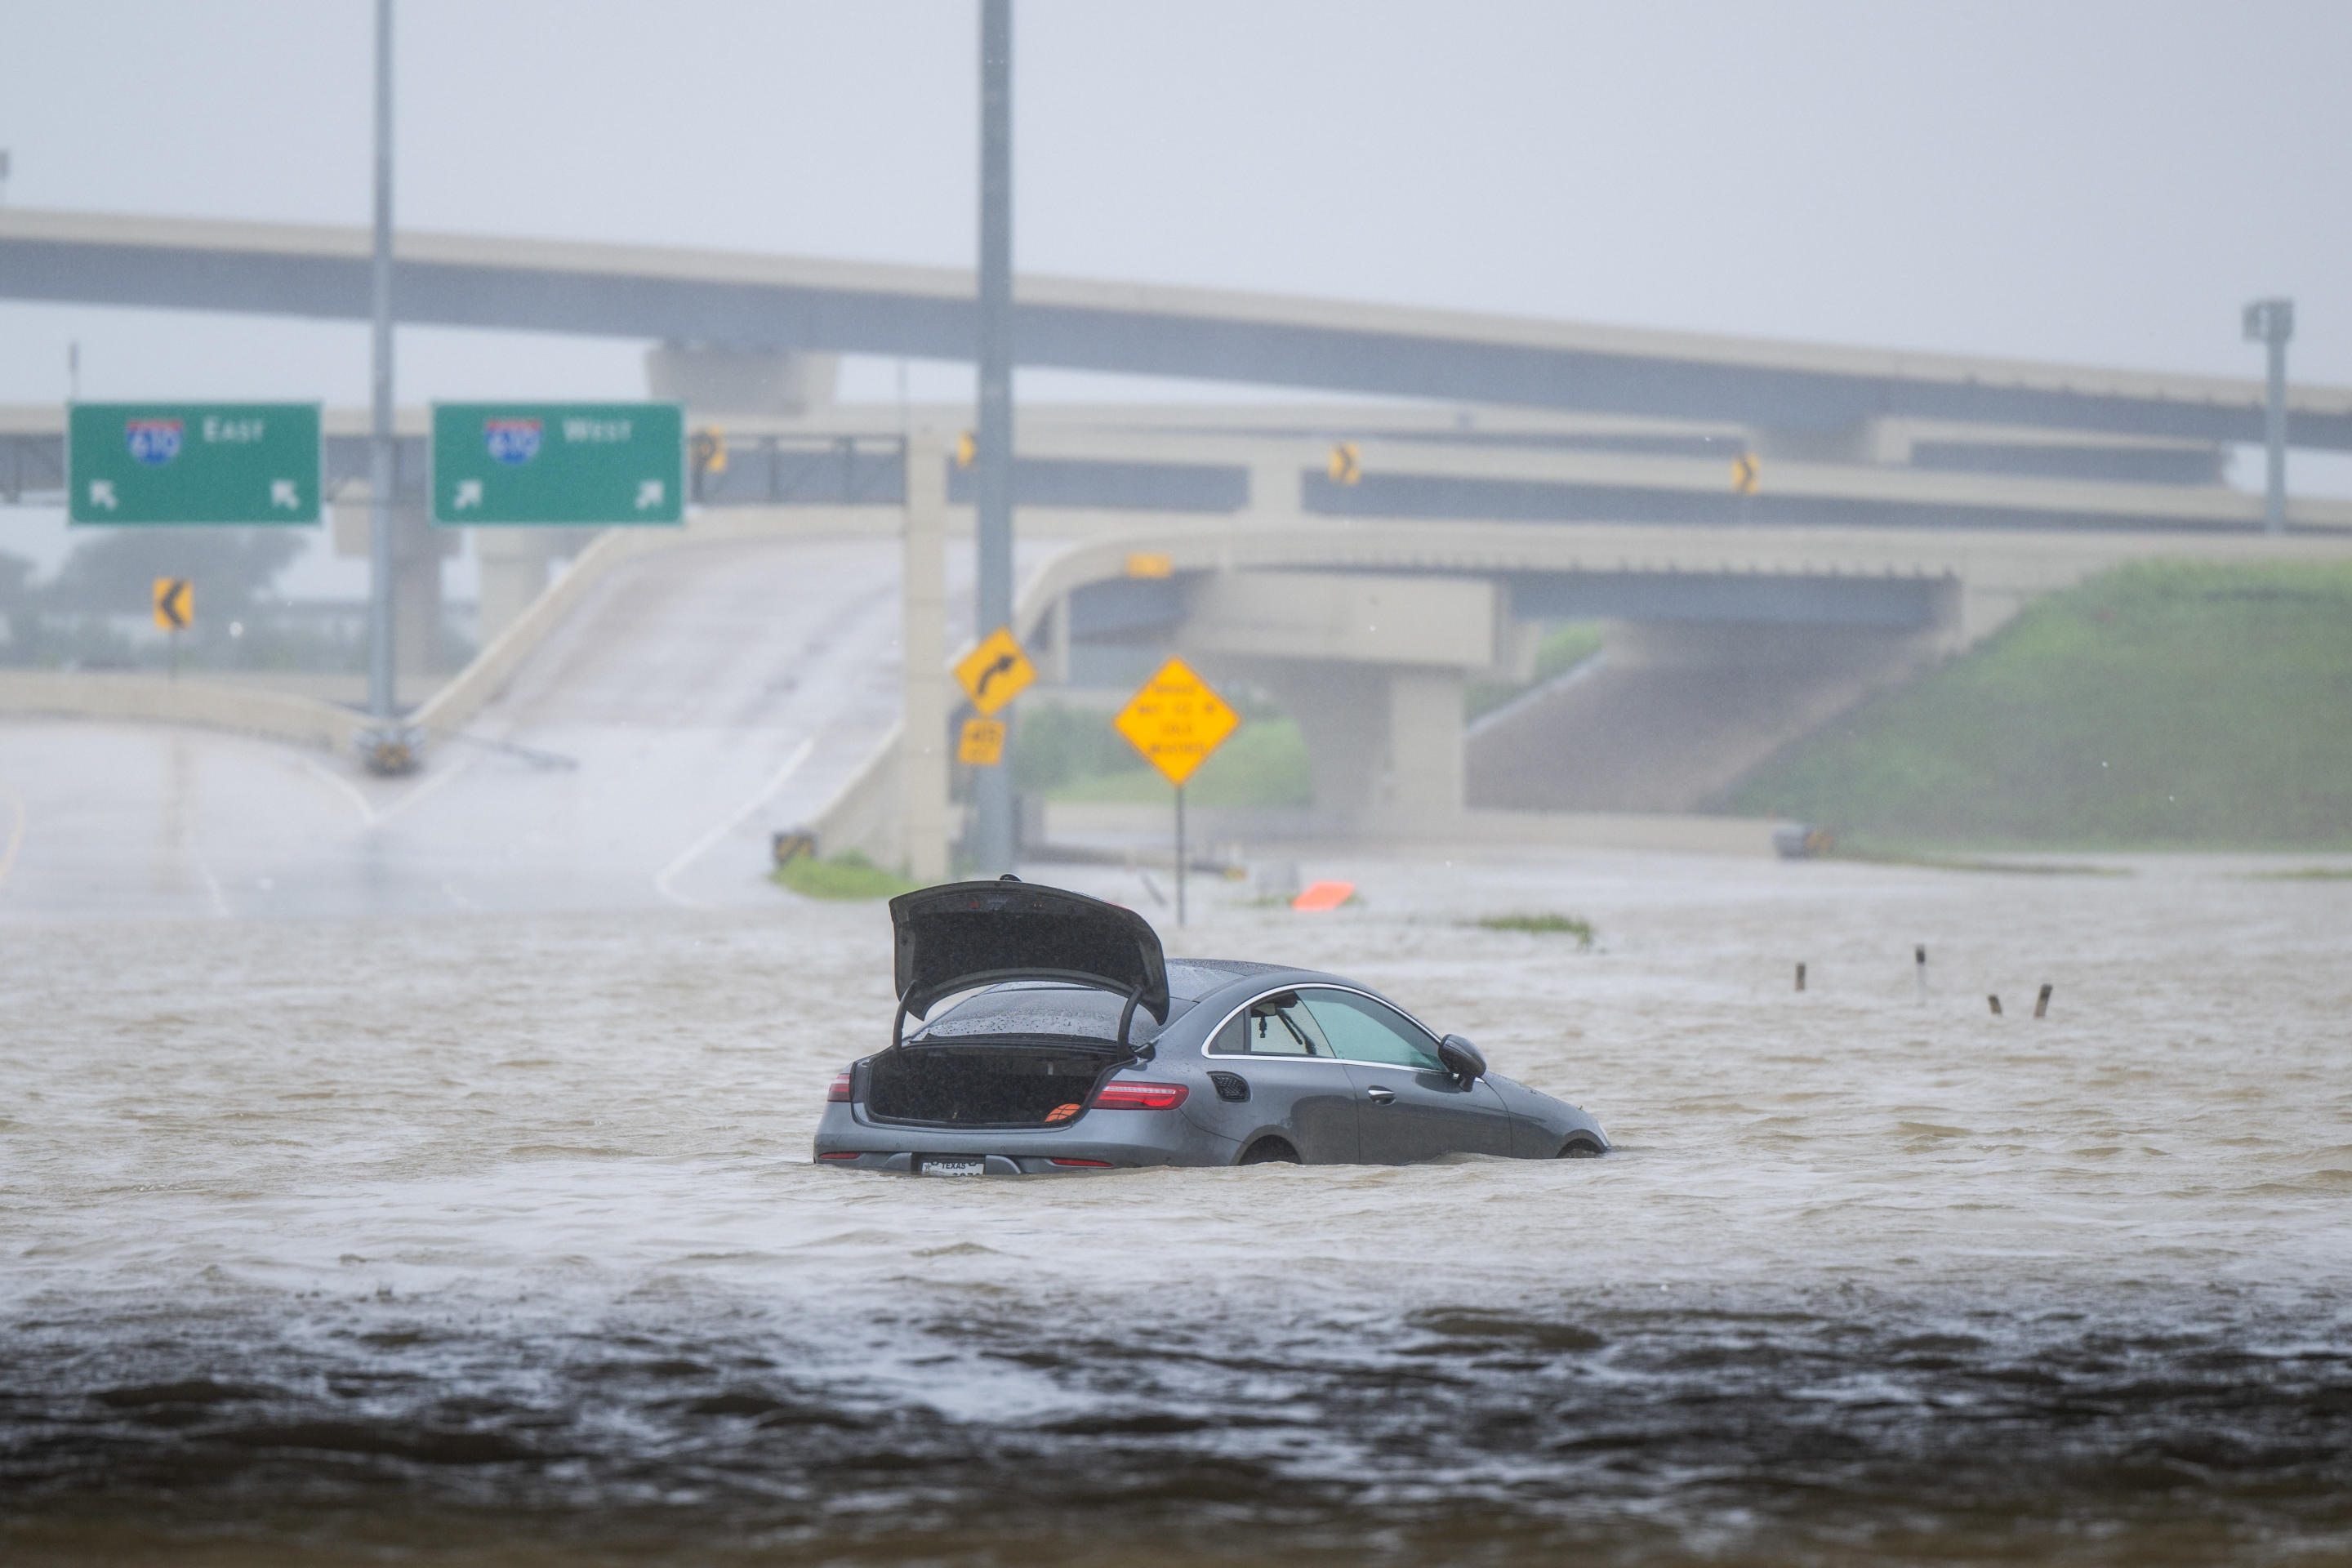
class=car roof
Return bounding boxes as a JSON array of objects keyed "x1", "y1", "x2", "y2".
[{"x1": 1165, "y1": 960, "x2": 1352, "y2": 1004}]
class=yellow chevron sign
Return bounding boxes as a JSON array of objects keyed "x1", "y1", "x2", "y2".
[
  {"x1": 152, "y1": 577, "x2": 192, "y2": 631},
  {"x1": 1731, "y1": 452, "x2": 1760, "y2": 496}
]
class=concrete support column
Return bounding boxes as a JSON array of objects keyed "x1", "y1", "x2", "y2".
[
  {"x1": 1232, "y1": 659, "x2": 1464, "y2": 831},
  {"x1": 474, "y1": 529, "x2": 554, "y2": 649},
  {"x1": 393, "y1": 504, "x2": 443, "y2": 677},
  {"x1": 334, "y1": 487, "x2": 450, "y2": 679},
  {"x1": 1249, "y1": 453, "x2": 1305, "y2": 523},
  {"x1": 900, "y1": 431, "x2": 951, "y2": 884},
  {"x1": 1046, "y1": 592, "x2": 1072, "y2": 684},
  {"x1": 1379, "y1": 668, "x2": 1466, "y2": 820},
  {"x1": 644, "y1": 342, "x2": 838, "y2": 416}
]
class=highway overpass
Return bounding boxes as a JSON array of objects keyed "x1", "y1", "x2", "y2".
[
  {"x1": 7, "y1": 207, "x2": 2352, "y2": 451},
  {"x1": 13, "y1": 209, "x2": 2352, "y2": 866}
]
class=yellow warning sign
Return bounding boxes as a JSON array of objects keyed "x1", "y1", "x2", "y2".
[
  {"x1": 954, "y1": 626, "x2": 1036, "y2": 716},
  {"x1": 153, "y1": 577, "x2": 191, "y2": 631},
  {"x1": 1114, "y1": 657, "x2": 1240, "y2": 787},
  {"x1": 690, "y1": 427, "x2": 728, "y2": 475},
  {"x1": 955, "y1": 430, "x2": 978, "y2": 468},
  {"x1": 1328, "y1": 441, "x2": 1362, "y2": 485},
  {"x1": 1731, "y1": 452, "x2": 1760, "y2": 496},
  {"x1": 1125, "y1": 551, "x2": 1174, "y2": 578},
  {"x1": 958, "y1": 716, "x2": 1007, "y2": 767}
]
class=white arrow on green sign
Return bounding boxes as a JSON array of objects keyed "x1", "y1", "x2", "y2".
[
  {"x1": 68, "y1": 403, "x2": 321, "y2": 525},
  {"x1": 431, "y1": 402, "x2": 685, "y2": 525}
]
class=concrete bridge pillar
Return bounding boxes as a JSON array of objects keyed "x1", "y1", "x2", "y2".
[
  {"x1": 898, "y1": 430, "x2": 951, "y2": 883},
  {"x1": 1227, "y1": 659, "x2": 1464, "y2": 829},
  {"x1": 1383, "y1": 667, "x2": 1467, "y2": 819},
  {"x1": 1169, "y1": 567, "x2": 1495, "y2": 831},
  {"x1": 475, "y1": 529, "x2": 555, "y2": 650},
  {"x1": 645, "y1": 343, "x2": 837, "y2": 416},
  {"x1": 332, "y1": 488, "x2": 454, "y2": 677}
]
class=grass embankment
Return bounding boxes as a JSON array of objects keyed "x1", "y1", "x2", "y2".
[
  {"x1": 1467, "y1": 621, "x2": 1605, "y2": 721},
  {"x1": 772, "y1": 851, "x2": 918, "y2": 900},
  {"x1": 1725, "y1": 561, "x2": 2352, "y2": 850}
]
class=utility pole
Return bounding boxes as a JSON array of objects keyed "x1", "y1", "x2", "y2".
[
  {"x1": 361, "y1": 0, "x2": 412, "y2": 770},
  {"x1": 971, "y1": 0, "x2": 1017, "y2": 871},
  {"x1": 2243, "y1": 297, "x2": 2293, "y2": 537}
]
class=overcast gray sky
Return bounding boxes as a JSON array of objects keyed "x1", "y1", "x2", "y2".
[
  {"x1": 4, "y1": 0, "x2": 2348, "y2": 402},
  {"x1": 3, "y1": 0, "x2": 2350, "y2": 593}
]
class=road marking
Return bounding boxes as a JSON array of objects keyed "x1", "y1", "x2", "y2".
[
  {"x1": 655, "y1": 737, "x2": 816, "y2": 908},
  {"x1": 0, "y1": 789, "x2": 25, "y2": 889},
  {"x1": 295, "y1": 754, "x2": 472, "y2": 827},
  {"x1": 372, "y1": 756, "x2": 472, "y2": 826},
  {"x1": 296, "y1": 755, "x2": 380, "y2": 824}
]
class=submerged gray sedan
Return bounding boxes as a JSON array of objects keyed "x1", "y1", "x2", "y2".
[{"x1": 813, "y1": 878, "x2": 1609, "y2": 1174}]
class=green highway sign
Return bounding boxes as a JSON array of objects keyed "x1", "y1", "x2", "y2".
[
  {"x1": 68, "y1": 403, "x2": 321, "y2": 525},
  {"x1": 431, "y1": 402, "x2": 685, "y2": 525}
]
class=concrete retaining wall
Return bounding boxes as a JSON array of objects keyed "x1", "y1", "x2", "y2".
[{"x1": 0, "y1": 670, "x2": 356, "y2": 751}]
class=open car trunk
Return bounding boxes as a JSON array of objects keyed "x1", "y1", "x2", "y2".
[{"x1": 865, "y1": 1044, "x2": 1124, "y2": 1128}]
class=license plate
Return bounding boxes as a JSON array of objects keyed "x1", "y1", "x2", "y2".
[{"x1": 920, "y1": 1157, "x2": 986, "y2": 1178}]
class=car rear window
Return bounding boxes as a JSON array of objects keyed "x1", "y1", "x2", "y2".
[{"x1": 913, "y1": 982, "x2": 1187, "y2": 1045}]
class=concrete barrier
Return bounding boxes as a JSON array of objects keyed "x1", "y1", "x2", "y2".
[{"x1": 0, "y1": 670, "x2": 356, "y2": 751}]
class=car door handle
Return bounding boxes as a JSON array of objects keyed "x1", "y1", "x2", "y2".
[{"x1": 1365, "y1": 1085, "x2": 1396, "y2": 1105}]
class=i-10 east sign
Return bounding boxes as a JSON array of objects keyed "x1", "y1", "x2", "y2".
[
  {"x1": 68, "y1": 403, "x2": 321, "y2": 525},
  {"x1": 432, "y1": 403, "x2": 685, "y2": 525}
]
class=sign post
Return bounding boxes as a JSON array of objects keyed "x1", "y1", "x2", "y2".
[
  {"x1": 1113, "y1": 657, "x2": 1241, "y2": 925},
  {"x1": 68, "y1": 403, "x2": 321, "y2": 525},
  {"x1": 430, "y1": 403, "x2": 686, "y2": 525}
]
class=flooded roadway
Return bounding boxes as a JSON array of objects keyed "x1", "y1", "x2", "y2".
[{"x1": 5, "y1": 835, "x2": 2350, "y2": 1565}]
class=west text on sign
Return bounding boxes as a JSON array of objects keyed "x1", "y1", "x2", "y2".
[{"x1": 431, "y1": 403, "x2": 685, "y2": 525}]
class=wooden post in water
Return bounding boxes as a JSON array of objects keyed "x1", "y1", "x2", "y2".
[
  {"x1": 2034, "y1": 983, "x2": 2053, "y2": 1018},
  {"x1": 1174, "y1": 783, "x2": 1187, "y2": 927}
]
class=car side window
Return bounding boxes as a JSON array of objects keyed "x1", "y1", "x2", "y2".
[
  {"x1": 1213, "y1": 991, "x2": 1332, "y2": 1057},
  {"x1": 1298, "y1": 988, "x2": 1444, "y2": 1071}
]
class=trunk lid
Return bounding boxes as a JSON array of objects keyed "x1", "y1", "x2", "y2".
[{"x1": 889, "y1": 880, "x2": 1169, "y2": 1023}]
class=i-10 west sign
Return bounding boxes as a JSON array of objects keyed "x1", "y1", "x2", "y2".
[
  {"x1": 68, "y1": 403, "x2": 321, "y2": 524},
  {"x1": 432, "y1": 403, "x2": 685, "y2": 525}
]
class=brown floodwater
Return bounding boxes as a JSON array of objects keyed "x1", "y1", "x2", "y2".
[{"x1": 4, "y1": 847, "x2": 2350, "y2": 1565}]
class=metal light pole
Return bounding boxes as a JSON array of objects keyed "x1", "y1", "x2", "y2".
[
  {"x1": 971, "y1": 0, "x2": 1017, "y2": 872},
  {"x1": 361, "y1": 0, "x2": 412, "y2": 770},
  {"x1": 2243, "y1": 297, "x2": 2293, "y2": 537}
]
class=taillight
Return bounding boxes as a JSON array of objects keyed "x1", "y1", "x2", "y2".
[
  {"x1": 826, "y1": 1070, "x2": 853, "y2": 1102},
  {"x1": 1091, "y1": 1080, "x2": 1187, "y2": 1110},
  {"x1": 817, "y1": 1151, "x2": 860, "y2": 1161},
  {"x1": 1047, "y1": 1157, "x2": 1113, "y2": 1168}
]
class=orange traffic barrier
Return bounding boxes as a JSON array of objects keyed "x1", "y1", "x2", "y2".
[{"x1": 1291, "y1": 880, "x2": 1356, "y2": 912}]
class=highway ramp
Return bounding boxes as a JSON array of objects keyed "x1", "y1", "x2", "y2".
[{"x1": 0, "y1": 533, "x2": 953, "y2": 921}]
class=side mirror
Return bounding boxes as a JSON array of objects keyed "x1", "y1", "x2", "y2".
[{"x1": 1437, "y1": 1034, "x2": 1487, "y2": 1083}]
